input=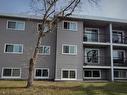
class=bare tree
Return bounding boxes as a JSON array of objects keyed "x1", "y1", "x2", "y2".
[{"x1": 26, "y1": 0, "x2": 100, "y2": 88}]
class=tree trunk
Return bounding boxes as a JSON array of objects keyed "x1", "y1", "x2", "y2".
[
  {"x1": 26, "y1": 34, "x2": 43, "y2": 88},
  {"x1": 26, "y1": 58, "x2": 35, "y2": 88}
]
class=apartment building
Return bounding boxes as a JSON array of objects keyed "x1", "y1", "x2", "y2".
[{"x1": 0, "y1": 13, "x2": 127, "y2": 81}]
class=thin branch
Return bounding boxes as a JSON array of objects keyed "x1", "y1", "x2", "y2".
[
  {"x1": 43, "y1": 0, "x2": 47, "y2": 12},
  {"x1": 88, "y1": 0, "x2": 99, "y2": 5},
  {"x1": 61, "y1": 0, "x2": 76, "y2": 15},
  {"x1": 42, "y1": 0, "x2": 58, "y2": 23},
  {"x1": 65, "y1": 0, "x2": 80, "y2": 16},
  {"x1": 46, "y1": 10, "x2": 55, "y2": 18}
]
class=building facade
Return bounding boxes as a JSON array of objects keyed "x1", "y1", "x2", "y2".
[{"x1": 0, "y1": 13, "x2": 127, "y2": 81}]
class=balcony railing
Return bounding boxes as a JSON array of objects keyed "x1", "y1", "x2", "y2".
[
  {"x1": 113, "y1": 57, "x2": 127, "y2": 66},
  {"x1": 83, "y1": 33, "x2": 127, "y2": 44},
  {"x1": 112, "y1": 35, "x2": 127, "y2": 44},
  {"x1": 83, "y1": 56, "x2": 127, "y2": 66},
  {"x1": 83, "y1": 56, "x2": 110, "y2": 66},
  {"x1": 83, "y1": 33, "x2": 110, "y2": 43}
]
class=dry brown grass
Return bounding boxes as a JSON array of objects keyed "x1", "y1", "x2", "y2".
[{"x1": 0, "y1": 80, "x2": 127, "y2": 95}]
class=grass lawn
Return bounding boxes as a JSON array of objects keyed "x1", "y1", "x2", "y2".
[{"x1": 0, "y1": 81, "x2": 127, "y2": 95}]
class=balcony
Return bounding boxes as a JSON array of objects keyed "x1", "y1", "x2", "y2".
[
  {"x1": 113, "y1": 57, "x2": 127, "y2": 66},
  {"x1": 83, "y1": 33, "x2": 110, "y2": 43},
  {"x1": 112, "y1": 35, "x2": 127, "y2": 44},
  {"x1": 112, "y1": 31, "x2": 127, "y2": 44},
  {"x1": 83, "y1": 56, "x2": 111, "y2": 66}
]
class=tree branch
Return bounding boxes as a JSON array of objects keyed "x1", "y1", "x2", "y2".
[
  {"x1": 43, "y1": 0, "x2": 47, "y2": 12},
  {"x1": 65, "y1": 0, "x2": 80, "y2": 16}
]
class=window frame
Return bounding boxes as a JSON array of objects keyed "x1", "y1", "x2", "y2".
[
  {"x1": 84, "y1": 27, "x2": 99, "y2": 42},
  {"x1": 62, "y1": 44, "x2": 77, "y2": 55},
  {"x1": 7, "y1": 20, "x2": 25, "y2": 30},
  {"x1": 37, "y1": 23, "x2": 49, "y2": 32},
  {"x1": 85, "y1": 48, "x2": 100, "y2": 64},
  {"x1": 61, "y1": 69, "x2": 77, "y2": 80},
  {"x1": 38, "y1": 45, "x2": 50, "y2": 55},
  {"x1": 114, "y1": 70, "x2": 127, "y2": 79},
  {"x1": 113, "y1": 50, "x2": 125, "y2": 63},
  {"x1": 37, "y1": 23, "x2": 42, "y2": 32},
  {"x1": 4, "y1": 43, "x2": 23, "y2": 54},
  {"x1": 84, "y1": 70, "x2": 101, "y2": 79},
  {"x1": 1, "y1": 67, "x2": 21, "y2": 79},
  {"x1": 63, "y1": 21, "x2": 78, "y2": 31},
  {"x1": 34, "y1": 68, "x2": 49, "y2": 79},
  {"x1": 112, "y1": 30, "x2": 124, "y2": 44}
]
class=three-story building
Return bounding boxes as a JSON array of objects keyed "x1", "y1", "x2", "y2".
[{"x1": 0, "y1": 13, "x2": 127, "y2": 81}]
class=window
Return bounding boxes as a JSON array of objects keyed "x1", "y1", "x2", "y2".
[
  {"x1": 37, "y1": 23, "x2": 49, "y2": 32},
  {"x1": 38, "y1": 46, "x2": 50, "y2": 55},
  {"x1": 4, "y1": 44, "x2": 23, "y2": 54},
  {"x1": 84, "y1": 28, "x2": 99, "y2": 42},
  {"x1": 63, "y1": 21, "x2": 77, "y2": 31},
  {"x1": 85, "y1": 48, "x2": 99, "y2": 64},
  {"x1": 84, "y1": 70, "x2": 101, "y2": 79},
  {"x1": 113, "y1": 30, "x2": 123, "y2": 43},
  {"x1": 35, "y1": 68, "x2": 49, "y2": 79},
  {"x1": 7, "y1": 20, "x2": 25, "y2": 30},
  {"x1": 62, "y1": 44, "x2": 77, "y2": 55},
  {"x1": 2, "y1": 68, "x2": 21, "y2": 78},
  {"x1": 113, "y1": 50, "x2": 124, "y2": 63},
  {"x1": 114, "y1": 70, "x2": 127, "y2": 79},
  {"x1": 62, "y1": 69, "x2": 77, "y2": 80}
]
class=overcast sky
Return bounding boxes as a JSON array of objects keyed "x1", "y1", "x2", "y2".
[{"x1": 0, "y1": 0, "x2": 127, "y2": 19}]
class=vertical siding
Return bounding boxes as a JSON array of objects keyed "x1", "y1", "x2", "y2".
[
  {"x1": 0, "y1": 17, "x2": 56, "y2": 79},
  {"x1": 55, "y1": 20, "x2": 83, "y2": 80}
]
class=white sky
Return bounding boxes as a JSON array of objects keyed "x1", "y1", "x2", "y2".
[
  {"x1": 79, "y1": 0, "x2": 127, "y2": 19},
  {"x1": 0, "y1": 0, "x2": 127, "y2": 19}
]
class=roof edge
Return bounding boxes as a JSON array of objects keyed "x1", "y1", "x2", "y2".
[
  {"x1": 1, "y1": 12, "x2": 127, "y2": 23},
  {"x1": 68, "y1": 14, "x2": 127, "y2": 23},
  {"x1": 0, "y1": 12, "x2": 43, "y2": 20}
]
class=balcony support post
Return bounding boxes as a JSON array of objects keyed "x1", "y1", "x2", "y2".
[{"x1": 110, "y1": 23, "x2": 114, "y2": 82}]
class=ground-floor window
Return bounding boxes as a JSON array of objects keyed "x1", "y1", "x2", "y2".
[
  {"x1": 61, "y1": 69, "x2": 77, "y2": 80},
  {"x1": 84, "y1": 70, "x2": 101, "y2": 79},
  {"x1": 2, "y1": 67, "x2": 21, "y2": 78},
  {"x1": 114, "y1": 70, "x2": 127, "y2": 79},
  {"x1": 35, "y1": 68, "x2": 49, "y2": 79}
]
